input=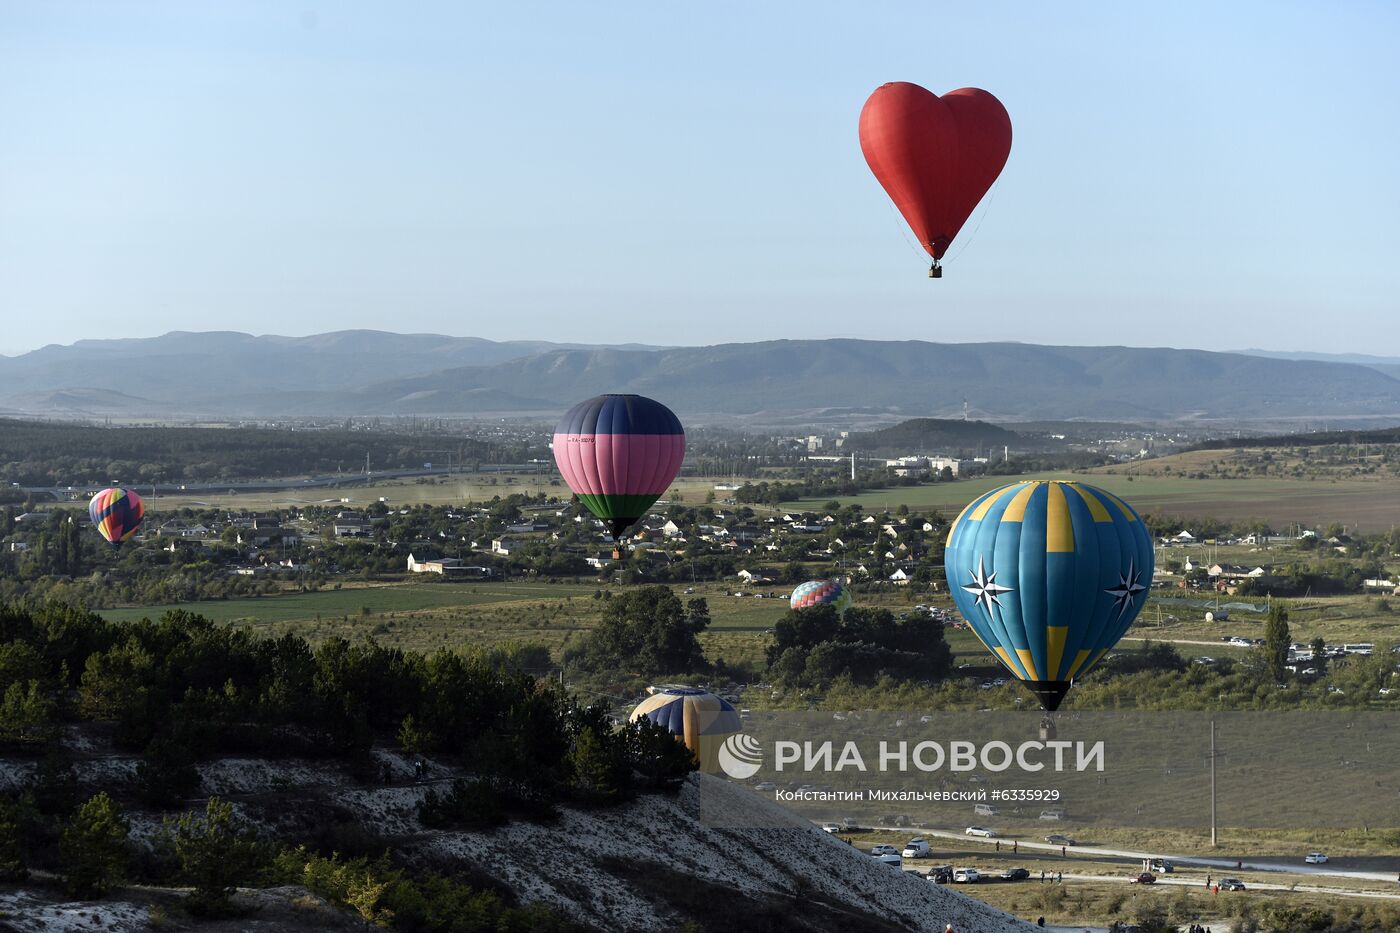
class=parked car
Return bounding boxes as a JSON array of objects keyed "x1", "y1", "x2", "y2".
[
  {"x1": 953, "y1": 868, "x2": 980, "y2": 883},
  {"x1": 874, "y1": 853, "x2": 902, "y2": 868},
  {"x1": 1039, "y1": 807, "x2": 1067, "y2": 821},
  {"x1": 1130, "y1": 872, "x2": 1157, "y2": 884},
  {"x1": 820, "y1": 823, "x2": 841, "y2": 833},
  {"x1": 1305, "y1": 852, "x2": 1329, "y2": 864},
  {"x1": 753, "y1": 782, "x2": 776, "y2": 792},
  {"x1": 1000, "y1": 867, "x2": 1031, "y2": 882},
  {"x1": 902, "y1": 839, "x2": 931, "y2": 859},
  {"x1": 974, "y1": 803, "x2": 999, "y2": 817},
  {"x1": 927, "y1": 865, "x2": 954, "y2": 884},
  {"x1": 1219, "y1": 878, "x2": 1246, "y2": 891},
  {"x1": 1045, "y1": 834, "x2": 1077, "y2": 846},
  {"x1": 965, "y1": 826, "x2": 997, "y2": 838},
  {"x1": 1149, "y1": 858, "x2": 1174, "y2": 873},
  {"x1": 870, "y1": 844, "x2": 898, "y2": 857}
]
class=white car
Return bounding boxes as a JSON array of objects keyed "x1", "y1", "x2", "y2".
[
  {"x1": 870, "y1": 844, "x2": 898, "y2": 857},
  {"x1": 964, "y1": 826, "x2": 997, "y2": 838},
  {"x1": 1305, "y1": 852, "x2": 1329, "y2": 864},
  {"x1": 875, "y1": 853, "x2": 902, "y2": 868},
  {"x1": 820, "y1": 823, "x2": 841, "y2": 834},
  {"x1": 902, "y1": 839, "x2": 931, "y2": 859},
  {"x1": 953, "y1": 868, "x2": 980, "y2": 883}
]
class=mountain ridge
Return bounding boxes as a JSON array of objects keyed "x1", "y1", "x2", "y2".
[{"x1": 4, "y1": 332, "x2": 1400, "y2": 423}]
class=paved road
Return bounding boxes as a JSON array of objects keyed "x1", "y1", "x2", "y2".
[
  {"x1": 878, "y1": 826, "x2": 1400, "y2": 884},
  {"x1": 1121, "y1": 636, "x2": 1244, "y2": 649}
]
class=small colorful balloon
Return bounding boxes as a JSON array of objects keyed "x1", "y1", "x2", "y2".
[
  {"x1": 790, "y1": 579, "x2": 853, "y2": 615},
  {"x1": 89, "y1": 487, "x2": 145, "y2": 544}
]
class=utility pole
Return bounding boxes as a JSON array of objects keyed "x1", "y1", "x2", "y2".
[{"x1": 1209, "y1": 719, "x2": 1218, "y2": 848}]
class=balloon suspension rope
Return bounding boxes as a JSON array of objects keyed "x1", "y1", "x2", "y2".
[{"x1": 944, "y1": 176, "x2": 1003, "y2": 266}]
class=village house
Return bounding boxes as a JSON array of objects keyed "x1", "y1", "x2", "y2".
[{"x1": 407, "y1": 552, "x2": 465, "y2": 574}]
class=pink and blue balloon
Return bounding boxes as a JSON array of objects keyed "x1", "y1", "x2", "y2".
[{"x1": 553, "y1": 394, "x2": 686, "y2": 540}]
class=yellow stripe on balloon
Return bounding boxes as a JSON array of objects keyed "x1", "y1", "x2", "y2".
[
  {"x1": 1015, "y1": 648, "x2": 1040, "y2": 681},
  {"x1": 1046, "y1": 625, "x2": 1068, "y2": 681},
  {"x1": 1097, "y1": 489, "x2": 1138, "y2": 522},
  {"x1": 1000, "y1": 482, "x2": 1040, "y2": 522},
  {"x1": 1045, "y1": 483, "x2": 1074, "y2": 552},
  {"x1": 993, "y1": 646, "x2": 1025, "y2": 680},
  {"x1": 970, "y1": 483, "x2": 1021, "y2": 522},
  {"x1": 1065, "y1": 648, "x2": 1093, "y2": 680},
  {"x1": 1066, "y1": 483, "x2": 1113, "y2": 522}
]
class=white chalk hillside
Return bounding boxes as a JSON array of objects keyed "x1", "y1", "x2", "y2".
[
  {"x1": 414, "y1": 774, "x2": 1038, "y2": 932},
  {"x1": 0, "y1": 749, "x2": 1037, "y2": 932}
]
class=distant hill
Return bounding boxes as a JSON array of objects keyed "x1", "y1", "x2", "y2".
[
  {"x1": 844, "y1": 418, "x2": 1023, "y2": 454},
  {"x1": 0, "y1": 330, "x2": 663, "y2": 408},
  {"x1": 324, "y1": 340, "x2": 1400, "y2": 421},
  {"x1": 5, "y1": 332, "x2": 1400, "y2": 423},
  {"x1": 1235, "y1": 348, "x2": 1400, "y2": 381}
]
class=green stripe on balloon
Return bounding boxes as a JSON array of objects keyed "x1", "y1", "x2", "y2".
[{"x1": 575, "y1": 492, "x2": 663, "y2": 537}]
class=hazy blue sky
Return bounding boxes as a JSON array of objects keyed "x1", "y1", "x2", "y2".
[{"x1": 2, "y1": 1, "x2": 1397, "y2": 356}]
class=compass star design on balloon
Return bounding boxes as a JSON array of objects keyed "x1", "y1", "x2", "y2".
[
  {"x1": 1105, "y1": 560, "x2": 1148, "y2": 619},
  {"x1": 963, "y1": 556, "x2": 1014, "y2": 614}
]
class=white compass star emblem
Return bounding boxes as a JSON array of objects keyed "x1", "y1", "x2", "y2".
[
  {"x1": 1105, "y1": 559, "x2": 1148, "y2": 619},
  {"x1": 963, "y1": 556, "x2": 1014, "y2": 613}
]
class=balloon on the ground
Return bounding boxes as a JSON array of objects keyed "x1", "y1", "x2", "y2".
[
  {"x1": 629, "y1": 686, "x2": 742, "y2": 774},
  {"x1": 789, "y1": 579, "x2": 853, "y2": 615},
  {"x1": 89, "y1": 487, "x2": 145, "y2": 544},
  {"x1": 944, "y1": 481, "x2": 1154, "y2": 711},
  {"x1": 859, "y1": 82, "x2": 1012, "y2": 272},
  {"x1": 552, "y1": 394, "x2": 685, "y2": 540}
]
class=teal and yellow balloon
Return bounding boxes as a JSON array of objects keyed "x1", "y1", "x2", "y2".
[{"x1": 945, "y1": 481, "x2": 1154, "y2": 711}]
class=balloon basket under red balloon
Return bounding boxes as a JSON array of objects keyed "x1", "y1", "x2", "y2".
[{"x1": 928, "y1": 261, "x2": 942, "y2": 279}]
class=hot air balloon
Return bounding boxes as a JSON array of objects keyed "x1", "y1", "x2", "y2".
[
  {"x1": 629, "y1": 686, "x2": 742, "y2": 773},
  {"x1": 859, "y1": 81, "x2": 1012, "y2": 278},
  {"x1": 945, "y1": 481, "x2": 1153, "y2": 711},
  {"x1": 553, "y1": 394, "x2": 685, "y2": 543},
  {"x1": 790, "y1": 579, "x2": 853, "y2": 615},
  {"x1": 88, "y1": 487, "x2": 145, "y2": 545}
]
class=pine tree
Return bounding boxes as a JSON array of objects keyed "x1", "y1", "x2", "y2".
[
  {"x1": 165, "y1": 797, "x2": 263, "y2": 915},
  {"x1": 60, "y1": 792, "x2": 129, "y2": 897},
  {"x1": 0, "y1": 798, "x2": 27, "y2": 881}
]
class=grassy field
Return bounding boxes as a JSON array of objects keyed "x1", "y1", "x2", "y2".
[{"x1": 784, "y1": 471, "x2": 1400, "y2": 529}]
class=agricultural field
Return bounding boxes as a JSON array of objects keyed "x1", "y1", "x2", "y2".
[
  {"x1": 142, "y1": 471, "x2": 732, "y2": 511},
  {"x1": 783, "y1": 468, "x2": 1400, "y2": 530}
]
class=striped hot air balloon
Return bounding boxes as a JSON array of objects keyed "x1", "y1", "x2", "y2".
[
  {"x1": 789, "y1": 579, "x2": 853, "y2": 615},
  {"x1": 553, "y1": 394, "x2": 685, "y2": 541},
  {"x1": 88, "y1": 487, "x2": 145, "y2": 545},
  {"x1": 629, "y1": 686, "x2": 742, "y2": 774},
  {"x1": 945, "y1": 481, "x2": 1154, "y2": 712}
]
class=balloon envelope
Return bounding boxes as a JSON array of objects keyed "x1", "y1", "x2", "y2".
[
  {"x1": 790, "y1": 579, "x2": 853, "y2": 615},
  {"x1": 945, "y1": 481, "x2": 1153, "y2": 710},
  {"x1": 89, "y1": 487, "x2": 145, "y2": 544},
  {"x1": 553, "y1": 394, "x2": 685, "y2": 539},
  {"x1": 629, "y1": 686, "x2": 741, "y2": 773},
  {"x1": 859, "y1": 82, "x2": 1012, "y2": 261}
]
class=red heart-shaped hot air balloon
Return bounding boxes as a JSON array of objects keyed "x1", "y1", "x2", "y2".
[{"x1": 859, "y1": 82, "x2": 1012, "y2": 271}]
